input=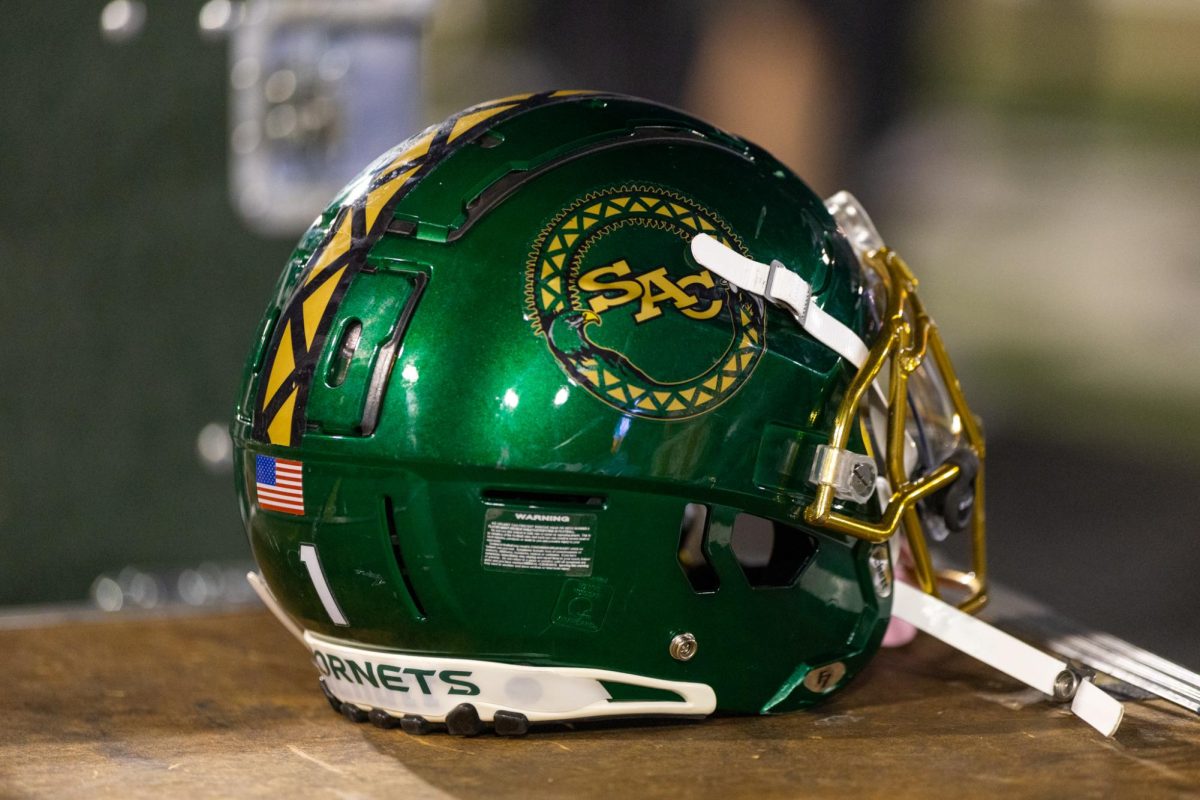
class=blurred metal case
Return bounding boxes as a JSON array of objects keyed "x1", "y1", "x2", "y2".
[{"x1": 223, "y1": 0, "x2": 433, "y2": 235}]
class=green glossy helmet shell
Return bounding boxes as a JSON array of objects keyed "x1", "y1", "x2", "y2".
[{"x1": 233, "y1": 91, "x2": 888, "y2": 722}]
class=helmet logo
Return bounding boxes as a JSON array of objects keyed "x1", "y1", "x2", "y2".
[
  {"x1": 578, "y1": 258, "x2": 723, "y2": 322},
  {"x1": 526, "y1": 185, "x2": 766, "y2": 420}
]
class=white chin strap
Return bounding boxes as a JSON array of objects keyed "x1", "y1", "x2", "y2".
[
  {"x1": 691, "y1": 233, "x2": 870, "y2": 370},
  {"x1": 894, "y1": 583, "x2": 1124, "y2": 737},
  {"x1": 691, "y1": 227, "x2": 1125, "y2": 738}
]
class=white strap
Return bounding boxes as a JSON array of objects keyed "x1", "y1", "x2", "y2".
[
  {"x1": 1072, "y1": 679, "x2": 1125, "y2": 738},
  {"x1": 690, "y1": 233, "x2": 900, "y2": 490},
  {"x1": 691, "y1": 233, "x2": 869, "y2": 369},
  {"x1": 893, "y1": 582, "x2": 1124, "y2": 737}
]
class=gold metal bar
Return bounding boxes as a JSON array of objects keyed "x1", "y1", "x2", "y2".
[
  {"x1": 801, "y1": 245, "x2": 988, "y2": 614},
  {"x1": 805, "y1": 333, "x2": 896, "y2": 526},
  {"x1": 805, "y1": 461, "x2": 959, "y2": 542},
  {"x1": 926, "y1": 325, "x2": 988, "y2": 611},
  {"x1": 885, "y1": 324, "x2": 911, "y2": 486},
  {"x1": 902, "y1": 507, "x2": 937, "y2": 596}
]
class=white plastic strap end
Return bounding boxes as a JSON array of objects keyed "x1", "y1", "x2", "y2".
[
  {"x1": 1072, "y1": 679, "x2": 1125, "y2": 738},
  {"x1": 892, "y1": 583, "x2": 1124, "y2": 737},
  {"x1": 689, "y1": 233, "x2": 768, "y2": 294}
]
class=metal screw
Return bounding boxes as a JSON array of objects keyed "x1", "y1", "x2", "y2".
[
  {"x1": 669, "y1": 633, "x2": 698, "y2": 661},
  {"x1": 1052, "y1": 669, "x2": 1079, "y2": 702}
]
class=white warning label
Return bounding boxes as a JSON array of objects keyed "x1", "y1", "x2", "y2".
[{"x1": 482, "y1": 508, "x2": 597, "y2": 575}]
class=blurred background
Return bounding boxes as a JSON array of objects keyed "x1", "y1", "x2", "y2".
[{"x1": 1, "y1": 0, "x2": 1196, "y2": 667}]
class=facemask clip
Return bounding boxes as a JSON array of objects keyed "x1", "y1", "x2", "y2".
[{"x1": 808, "y1": 444, "x2": 877, "y2": 504}]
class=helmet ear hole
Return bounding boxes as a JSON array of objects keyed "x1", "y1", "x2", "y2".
[{"x1": 730, "y1": 514, "x2": 819, "y2": 588}]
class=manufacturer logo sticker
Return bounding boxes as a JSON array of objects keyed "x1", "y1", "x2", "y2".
[{"x1": 526, "y1": 185, "x2": 766, "y2": 420}]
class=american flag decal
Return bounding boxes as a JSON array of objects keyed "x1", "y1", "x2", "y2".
[{"x1": 255, "y1": 455, "x2": 304, "y2": 515}]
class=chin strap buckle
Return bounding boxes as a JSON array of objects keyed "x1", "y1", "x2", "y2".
[{"x1": 691, "y1": 233, "x2": 871, "y2": 370}]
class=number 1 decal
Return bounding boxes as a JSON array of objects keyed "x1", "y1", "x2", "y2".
[{"x1": 299, "y1": 543, "x2": 349, "y2": 626}]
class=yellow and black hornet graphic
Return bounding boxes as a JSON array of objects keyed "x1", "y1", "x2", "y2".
[
  {"x1": 253, "y1": 91, "x2": 600, "y2": 446},
  {"x1": 526, "y1": 185, "x2": 766, "y2": 420}
]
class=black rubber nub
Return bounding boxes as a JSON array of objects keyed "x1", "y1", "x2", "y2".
[
  {"x1": 400, "y1": 715, "x2": 432, "y2": 735},
  {"x1": 936, "y1": 449, "x2": 980, "y2": 533},
  {"x1": 493, "y1": 710, "x2": 531, "y2": 736},
  {"x1": 369, "y1": 708, "x2": 400, "y2": 729},
  {"x1": 445, "y1": 703, "x2": 485, "y2": 736},
  {"x1": 341, "y1": 702, "x2": 369, "y2": 723}
]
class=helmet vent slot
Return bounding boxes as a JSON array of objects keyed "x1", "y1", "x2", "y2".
[
  {"x1": 481, "y1": 489, "x2": 605, "y2": 509},
  {"x1": 383, "y1": 495, "x2": 427, "y2": 621},
  {"x1": 326, "y1": 319, "x2": 362, "y2": 388},
  {"x1": 677, "y1": 503, "x2": 719, "y2": 594},
  {"x1": 731, "y1": 514, "x2": 818, "y2": 589}
]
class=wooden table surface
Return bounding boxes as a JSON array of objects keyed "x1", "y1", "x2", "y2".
[{"x1": 3, "y1": 608, "x2": 1198, "y2": 799}]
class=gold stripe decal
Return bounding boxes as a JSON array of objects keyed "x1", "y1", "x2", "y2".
[
  {"x1": 301, "y1": 266, "x2": 346, "y2": 350},
  {"x1": 267, "y1": 387, "x2": 298, "y2": 446},
  {"x1": 252, "y1": 91, "x2": 616, "y2": 447},
  {"x1": 447, "y1": 104, "x2": 517, "y2": 143},
  {"x1": 262, "y1": 320, "x2": 295, "y2": 404}
]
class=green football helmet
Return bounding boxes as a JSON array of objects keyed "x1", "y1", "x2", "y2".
[{"x1": 232, "y1": 91, "x2": 986, "y2": 736}]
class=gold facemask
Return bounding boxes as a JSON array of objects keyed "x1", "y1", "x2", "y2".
[
  {"x1": 690, "y1": 193, "x2": 987, "y2": 612},
  {"x1": 803, "y1": 240, "x2": 987, "y2": 613}
]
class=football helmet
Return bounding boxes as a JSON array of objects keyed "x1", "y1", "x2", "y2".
[{"x1": 233, "y1": 91, "x2": 986, "y2": 735}]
